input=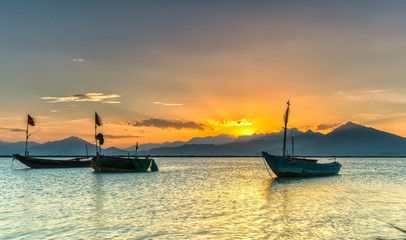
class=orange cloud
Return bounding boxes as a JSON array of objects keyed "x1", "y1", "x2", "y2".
[
  {"x1": 207, "y1": 118, "x2": 253, "y2": 128},
  {"x1": 153, "y1": 102, "x2": 183, "y2": 106}
]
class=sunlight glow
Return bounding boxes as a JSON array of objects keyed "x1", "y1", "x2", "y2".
[
  {"x1": 207, "y1": 118, "x2": 253, "y2": 128},
  {"x1": 235, "y1": 127, "x2": 256, "y2": 136}
]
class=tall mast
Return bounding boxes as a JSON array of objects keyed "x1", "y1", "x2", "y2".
[
  {"x1": 25, "y1": 122, "x2": 29, "y2": 156},
  {"x1": 291, "y1": 127, "x2": 294, "y2": 156},
  {"x1": 95, "y1": 124, "x2": 98, "y2": 155},
  {"x1": 25, "y1": 114, "x2": 35, "y2": 156},
  {"x1": 282, "y1": 100, "x2": 290, "y2": 157}
]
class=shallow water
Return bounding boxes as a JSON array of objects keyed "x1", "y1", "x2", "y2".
[{"x1": 0, "y1": 157, "x2": 405, "y2": 239}]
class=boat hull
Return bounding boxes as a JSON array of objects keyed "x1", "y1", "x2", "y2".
[
  {"x1": 262, "y1": 151, "x2": 341, "y2": 178},
  {"x1": 12, "y1": 154, "x2": 92, "y2": 168},
  {"x1": 91, "y1": 156, "x2": 159, "y2": 173}
]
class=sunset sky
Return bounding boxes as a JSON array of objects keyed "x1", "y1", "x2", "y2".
[{"x1": 1, "y1": 0, "x2": 406, "y2": 148}]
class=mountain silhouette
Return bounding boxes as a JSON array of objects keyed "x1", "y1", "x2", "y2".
[
  {"x1": 147, "y1": 122, "x2": 406, "y2": 156},
  {"x1": 2, "y1": 122, "x2": 406, "y2": 156},
  {"x1": 28, "y1": 136, "x2": 96, "y2": 155}
]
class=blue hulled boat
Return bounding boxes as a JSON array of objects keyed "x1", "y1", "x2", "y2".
[
  {"x1": 262, "y1": 100, "x2": 341, "y2": 178},
  {"x1": 262, "y1": 152, "x2": 341, "y2": 178}
]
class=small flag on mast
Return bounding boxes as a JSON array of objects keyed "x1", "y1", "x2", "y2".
[
  {"x1": 95, "y1": 112, "x2": 102, "y2": 126},
  {"x1": 27, "y1": 114, "x2": 35, "y2": 126}
]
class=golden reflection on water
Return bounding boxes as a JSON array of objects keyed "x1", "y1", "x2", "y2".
[
  {"x1": 1, "y1": 157, "x2": 406, "y2": 239},
  {"x1": 260, "y1": 176, "x2": 355, "y2": 239}
]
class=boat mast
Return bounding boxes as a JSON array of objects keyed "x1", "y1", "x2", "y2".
[
  {"x1": 291, "y1": 127, "x2": 294, "y2": 157},
  {"x1": 25, "y1": 114, "x2": 36, "y2": 156},
  {"x1": 282, "y1": 100, "x2": 290, "y2": 157},
  {"x1": 25, "y1": 121, "x2": 29, "y2": 156}
]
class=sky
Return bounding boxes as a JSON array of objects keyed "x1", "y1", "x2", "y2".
[{"x1": 1, "y1": 0, "x2": 406, "y2": 148}]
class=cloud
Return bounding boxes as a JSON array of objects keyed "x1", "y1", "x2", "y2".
[
  {"x1": 112, "y1": 118, "x2": 253, "y2": 131},
  {"x1": 41, "y1": 93, "x2": 121, "y2": 104},
  {"x1": 103, "y1": 135, "x2": 140, "y2": 139},
  {"x1": 316, "y1": 123, "x2": 341, "y2": 131},
  {"x1": 358, "y1": 113, "x2": 406, "y2": 126},
  {"x1": 153, "y1": 101, "x2": 183, "y2": 106},
  {"x1": 0, "y1": 127, "x2": 25, "y2": 132},
  {"x1": 73, "y1": 58, "x2": 85, "y2": 62},
  {"x1": 207, "y1": 118, "x2": 253, "y2": 127},
  {"x1": 116, "y1": 118, "x2": 206, "y2": 130},
  {"x1": 337, "y1": 89, "x2": 406, "y2": 104}
]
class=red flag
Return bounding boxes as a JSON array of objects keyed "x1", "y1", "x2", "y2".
[
  {"x1": 95, "y1": 112, "x2": 102, "y2": 126},
  {"x1": 27, "y1": 114, "x2": 35, "y2": 126}
]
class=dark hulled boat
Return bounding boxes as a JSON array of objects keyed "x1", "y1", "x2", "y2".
[
  {"x1": 12, "y1": 114, "x2": 92, "y2": 168},
  {"x1": 13, "y1": 154, "x2": 92, "y2": 168},
  {"x1": 91, "y1": 155, "x2": 159, "y2": 173},
  {"x1": 262, "y1": 100, "x2": 341, "y2": 178},
  {"x1": 92, "y1": 113, "x2": 159, "y2": 173}
]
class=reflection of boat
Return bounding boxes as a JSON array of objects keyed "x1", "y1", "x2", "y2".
[
  {"x1": 13, "y1": 154, "x2": 92, "y2": 168},
  {"x1": 262, "y1": 100, "x2": 341, "y2": 178},
  {"x1": 91, "y1": 155, "x2": 159, "y2": 173}
]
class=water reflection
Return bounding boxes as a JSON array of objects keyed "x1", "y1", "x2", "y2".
[
  {"x1": 90, "y1": 173, "x2": 105, "y2": 239},
  {"x1": 261, "y1": 175, "x2": 349, "y2": 239},
  {"x1": 1, "y1": 157, "x2": 405, "y2": 239}
]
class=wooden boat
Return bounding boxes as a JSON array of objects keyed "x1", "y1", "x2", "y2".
[
  {"x1": 262, "y1": 152, "x2": 341, "y2": 177},
  {"x1": 11, "y1": 114, "x2": 92, "y2": 169},
  {"x1": 91, "y1": 155, "x2": 159, "y2": 173},
  {"x1": 12, "y1": 154, "x2": 92, "y2": 168},
  {"x1": 262, "y1": 100, "x2": 341, "y2": 178}
]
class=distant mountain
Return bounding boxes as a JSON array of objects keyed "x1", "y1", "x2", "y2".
[
  {"x1": 146, "y1": 129, "x2": 311, "y2": 156},
  {"x1": 147, "y1": 122, "x2": 406, "y2": 156},
  {"x1": 299, "y1": 121, "x2": 406, "y2": 156},
  {"x1": 103, "y1": 147, "x2": 129, "y2": 156},
  {"x1": 0, "y1": 141, "x2": 40, "y2": 155},
  {"x1": 125, "y1": 134, "x2": 252, "y2": 153},
  {"x1": 28, "y1": 136, "x2": 97, "y2": 155},
  {"x1": 126, "y1": 141, "x2": 185, "y2": 152},
  {"x1": 186, "y1": 134, "x2": 235, "y2": 145},
  {"x1": 2, "y1": 122, "x2": 406, "y2": 156}
]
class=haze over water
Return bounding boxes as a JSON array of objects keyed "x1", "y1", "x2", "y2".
[{"x1": 1, "y1": 157, "x2": 405, "y2": 239}]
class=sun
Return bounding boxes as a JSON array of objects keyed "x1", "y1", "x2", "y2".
[{"x1": 235, "y1": 127, "x2": 256, "y2": 136}]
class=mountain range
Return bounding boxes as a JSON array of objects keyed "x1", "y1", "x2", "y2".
[{"x1": 2, "y1": 122, "x2": 406, "y2": 156}]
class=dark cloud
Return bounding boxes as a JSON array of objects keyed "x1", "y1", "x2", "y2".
[
  {"x1": 0, "y1": 127, "x2": 25, "y2": 132},
  {"x1": 118, "y1": 118, "x2": 206, "y2": 130},
  {"x1": 316, "y1": 123, "x2": 341, "y2": 131},
  {"x1": 72, "y1": 94, "x2": 92, "y2": 99}
]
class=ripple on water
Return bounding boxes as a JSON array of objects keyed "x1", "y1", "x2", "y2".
[{"x1": 0, "y1": 157, "x2": 405, "y2": 239}]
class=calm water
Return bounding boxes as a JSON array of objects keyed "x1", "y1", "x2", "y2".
[{"x1": 0, "y1": 157, "x2": 405, "y2": 240}]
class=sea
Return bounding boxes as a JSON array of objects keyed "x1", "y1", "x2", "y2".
[{"x1": 0, "y1": 157, "x2": 405, "y2": 240}]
